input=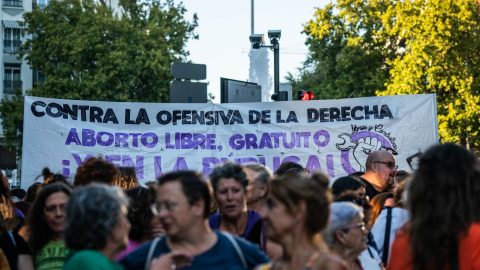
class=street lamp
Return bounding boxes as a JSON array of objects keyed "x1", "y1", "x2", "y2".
[{"x1": 249, "y1": 30, "x2": 286, "y2": 101}]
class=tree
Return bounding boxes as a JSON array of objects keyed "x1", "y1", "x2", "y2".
[
  {"x1": 379, "y1": 0, "x2": 480, "y2": 150},
  {"x1": 297, "y1": 0, "x2": 401, "y2": 99},
  {"x1": 0, "y1": 0, "x2": 198, "y2": 154},
  {"x1": 297, "y1": 0, "x2": 480, "y2": 150}
]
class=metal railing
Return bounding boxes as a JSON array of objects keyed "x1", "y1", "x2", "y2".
[
  {"x1": 3, "y1": 80, "x2": 22, "y2": 94},
  {"x1": 3, "y1": 40, "x2": 22, "y2": 53}
]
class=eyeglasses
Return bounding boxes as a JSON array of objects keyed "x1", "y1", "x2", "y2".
[
  {"x1": 374, "y1": 161, "x2": 398, "y2": 169},
  {"x1": 151, "y1": 200, "x2": 189, "y2": 215},
  {"x1": 341, "y1": 222, "x2": 366, "y2": 232}
]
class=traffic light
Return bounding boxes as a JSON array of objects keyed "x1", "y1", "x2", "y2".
[
  {"x1": 298, "y1": 90, "x2": 314, "y2": 100},
  {"x1": 271, "y1": 91, "x2": 289, "y2": 101}
]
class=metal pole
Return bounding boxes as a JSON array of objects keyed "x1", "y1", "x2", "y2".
[
  {"x1": 273, "y1": 39, "x2": 279, "y2": 95},
  {"x1": 251, "y1": 0, "x2": 254, "y2": 35}
]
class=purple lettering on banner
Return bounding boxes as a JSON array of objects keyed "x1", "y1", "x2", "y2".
[
  {"x1": 313, "y1": 130, "x2": 330, "y2": 147},
  {"x1": 173, "y1": 157, "x2": 188, "y2": 171},
  {"x1": 115, "y1": 133, "x2": 129, "y2": 147},
  {"x1": 259, "y1": 133, "x2": 273, "y2": 149},
  {"x1": 180, "y1": 133, "x2": 194, "y2": 149},
  {"x1": 270, "y1": 133, "x2": 282, "y2": 148},
  {"x1": 154, "y1": 156, "x2": 162, "y2": 178},
  {"x1": 122, "y1": 155, "x2": 144, "y2": 179},
  {"x1": 273, "y1": 156, "x2": 281, "y2": 172},
  {"x1": 82, "y1": 129, "x2": 96, "y2": 147},
  {"x1": 229, "y1": 134, "x2": 245, "y2": 150},
  {"x1": 141, "y1": 133, "x2": 158, "y2": 148},
  {"x1": 326, "y1": 154, "x2": 335, "y2": 177},
  {"x1": 245, "y1": 134, "x2": 258, "y2": 149},
  {"x1": 97, "y1": 132, "x2": 114, "y2": 147},
  {"x1": 72, "y1": 154, "x2": 95, "y2": 166},
  {"x1": 65, "y1": 128, "x2": 81, "y2": 145},
  {"x1": 282, "y1": 133, "x2": 295, "y2": 149},
  {"x1": 203, "y1": 157, "x2": 220, "y2": 175},
  {"x1": 193, "y1": 134, "x2": 206, "y2": 149},
  {"x1": 105, "y1": 155, "x2": 121, "y2": 166},
  {"x1": 295, "y1": 132, "x2": 302, "y2": 148},
  {"x1": 206, "y1": 134, "x2": 216, "y2": 150},
  {"x1": 305, "y1": 155, "x2": 322, "y2": 173},
  {"x1": 234, "y1": 157, "x2": 258, "y2": 164},
  {"x1": 299, "y1": 132, "x2": 311, "y2": 148},
  {"x1": 165, "y1": 133, "x2": 174, "y2": 149},
  {"x1": 129, "y1": 133, "x2": 141, "y2": 148}
]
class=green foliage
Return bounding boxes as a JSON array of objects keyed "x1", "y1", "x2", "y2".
[
  {"x1": 0, "y1": 88, "x2": 24, "y2": 157},
  {"x1": 0, "y1": 0, "x2": 198, "y2": 153},
  {"x1": 296, "y1": 0, "x2": 480, "y2": 150}
]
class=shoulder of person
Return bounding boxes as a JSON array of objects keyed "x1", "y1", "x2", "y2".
[
  {"x1": 217, "y1": 232, "x2": 269, "y2": 266},
  {"x1": 312, "y1": 252, "x2": 347, "y2": 270},
  {"x1": 120, "y1": 237, "x2": 167, "y2": 270}
]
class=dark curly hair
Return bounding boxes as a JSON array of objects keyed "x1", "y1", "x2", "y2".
[
  {"x1": 270, "y1": 172, "x2": 330, "y2": 237},
  {"x1": 73, "y1": 156, "x2": 118, "y2": 187},
  {"x1": 209, "y1": 162, "x2": 248, "y2": 193},
  {"x1": 125, "y1": 187, "x2": 156, "y2": 241},
  {"x1": 26, "y1": 183, "x2": 72, "y2": 255},
  {"x1": 408, "y1": 143, "x2": 480, "y2": 270},
  {"x1": 25, "y1": 182, "x2": 43, "y2": 203}
]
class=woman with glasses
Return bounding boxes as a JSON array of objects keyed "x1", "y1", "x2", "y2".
[
  {"x1": 115, "y1": 186, "x2": 164, "y2": 261},
  {"x1": 25, "y1": 182, "x2": 72, "y2": 270},
  {"x1": 257, "y1": 173, "x2": 345, "y2": 270},
  {"x1": 323, "y1": 202, "x2": 370, "y2": 270}
]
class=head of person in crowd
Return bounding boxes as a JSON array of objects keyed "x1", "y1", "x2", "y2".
[
  {"x1": 73, "y1": 156, "x2": 118, "y2": 187},
  {"x1": 392, "y1": 178, "x2": 409, "y2": 208},
  {"x1": 157, "y1": 170, "x2": 211, "y2": 238},
  {"x1": 64, "y1": 184, "x2": 130, "y2": 262},
  {"x1": 0, "y1": 170, "x2": 14, "y2": 220},
  {"x1": 125, "y1": 187, "x2": 163, "y2": 243},
  {"x1": 335, "y1": 192, "x2": 373, "y2": 232},
  {"x1": 10, "y1": 188, "x2": 26, "y2": 202},
  {"x1": 273, "y1": 161, "x2": 305, "y2": 177},
  {"x1": 331, "y1": 176, "x2": 366, "y2": 200},
  {"x1": 363, "y1": 150, "x2": 397, "y2": 191},
  {"x1": 26, "y1": 183, "x2": 72, "y2": 257},
  {"x1": 25, "y1": 182, "x2": 43, "y2": 203},
  {"x1": 369, "y1": 192, "x2": 394, "y2": 226},
  {"x1": 243, "y1": 163, "x2": 272, "y2": 213},
  {"x1": 394, "y1": 170, "x2": 411, "y2": 185},
  {"x1": 405, "y1": 143, "x2": 480, "y2": 270},
  {"x1": 209, "y1": 162, "x2": 248, "y2": 221},
  {"x1": 40, "y1": 168, "x2": 70, "y2": 185},
  {"x1": 323, "y1": 202, "x2": 368, "y2": 268},
  {"x1": 261, "y1": 172, "x2": 345, "y2": 268},
  {"x1": 116, "y1": 167, "x2": 138, "y2": 189}
]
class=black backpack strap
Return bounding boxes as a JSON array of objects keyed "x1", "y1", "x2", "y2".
[{"x1": 382, "y1": 207, "x2": 393, "y2": 266}]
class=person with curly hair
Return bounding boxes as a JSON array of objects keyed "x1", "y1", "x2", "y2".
[
  {"x1": 388, "y1": 143, "x2": 480, "y2": 270},
  {"x1": 115, "y1": 186, "x2": 164, "y2": 261},
  {"x1": 73, "y1": 157, "x2": 118, "y2": 187},
  {"x1": 26, "y1": 183, "x2": 72, "y2": 270}
]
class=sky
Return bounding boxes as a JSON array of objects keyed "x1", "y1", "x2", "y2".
[{"x1": 174, "y1": 0, "x2": 330, "y2": 103}]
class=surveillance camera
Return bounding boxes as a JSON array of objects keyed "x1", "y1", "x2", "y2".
[
  {"x1": 249, "y1": 34, "x2": 264, "y2": 44},
  {"x1": 268, "y1": 30, "x2": 281, "y2": 40}
]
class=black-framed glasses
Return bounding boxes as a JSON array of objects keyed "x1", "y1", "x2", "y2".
[
  {"x1": 341, "y1": 222, "x2": 366, "y2": 232},
  {"x1": 374, "y1": 161, "x2": 398, "y2": 169}
]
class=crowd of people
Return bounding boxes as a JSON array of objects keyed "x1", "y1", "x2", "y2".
[{"x1": 1, "y1": 142, "x2": 479, "y2": 269}]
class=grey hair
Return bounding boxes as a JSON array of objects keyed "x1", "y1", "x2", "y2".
[
  {"x1": 243, "y1": 163, "x2": 273, "y2": 187},
  {"x1": 322, "y1": 202, "x2": 364, "y2": 247},
  {"x1": 65, "y1": 184, "x2": 129, "y2": 250}
]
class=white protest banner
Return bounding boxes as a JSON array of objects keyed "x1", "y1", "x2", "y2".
[{"x1": 21, "y1": 94, "x2": 438, "y2": 189}]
